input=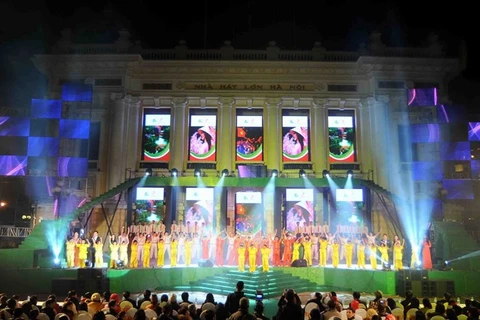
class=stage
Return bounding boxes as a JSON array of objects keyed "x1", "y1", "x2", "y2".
[{"x1": 0, "y1": 265, "x2": 478, "y2": 299}]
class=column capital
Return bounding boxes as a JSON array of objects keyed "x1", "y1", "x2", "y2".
[
  {"x1": 312, "y1": 98, "x2": 329, "y2": 108},
  {"x1": 110, "y1": 92, "x2": 124, "y2": 101},
  {"x1": 171, "y1": 97, "x2": 188, "y2": 108},
  {"x1": 265, "y1": 97, "x2": 282, "y2": 107},
  {"x1": 217, "y1": 97, "x2": 236, "y2": 107},
  {"x1": 125, "y1": 95, "x2": 141, "y2": 107}
]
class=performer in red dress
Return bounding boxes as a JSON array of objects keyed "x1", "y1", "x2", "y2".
[
  {"x1": 215, "y1": 230, "x2": 227, "y2": 266},
  {"x1": 201, "y1": 233, "x2": 210, "y2": 260},
  {"x1": 422, "y1": 236, "x2": 433, "y2": 270},
  {"x1": 282, "y1": 231, "x2": 294, "y2": 266}
]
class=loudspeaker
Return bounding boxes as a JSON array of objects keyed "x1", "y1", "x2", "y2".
[
  {"x1": 51, "y1": 278, "x2": 78, "y2": 295},
  {"x1": 198, "y1": 259, "x2": 213, "y2": 267},
  {"x1": 291, "y1": 259, "x2": 307, "y2": 267}
]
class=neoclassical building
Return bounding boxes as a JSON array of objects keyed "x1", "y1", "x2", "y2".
[{"x1": 27, "y1": 28, "x2": 463, "y2": 243}]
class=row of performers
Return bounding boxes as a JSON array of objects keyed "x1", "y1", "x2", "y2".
[
  {"x1": 65, "y1": 229, "x2": 421, "y2": 271},
  {"x1": 127, "y1": 220, "x2": 366, "y2": 239}
]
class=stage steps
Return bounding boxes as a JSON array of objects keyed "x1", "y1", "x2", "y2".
[{"x1": 172, "y1": 269, "x2": 326, "y2": 299}]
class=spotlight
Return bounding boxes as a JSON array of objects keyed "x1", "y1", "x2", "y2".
[
  {"x1": 53, "y1": 258, "x2": 61, "y2": 269},
  {"x1": 145, "y1": 167, "x2": 153, "y2": 176},
  {"x1": 116, "y1": 260, "x2": 125, "y2": 269},
  {"x1": 346, "y1": 170, "x2": 354, "y2": 178},
  {"x1": 170, "y1": 168, "x2": 178, "y2": 177},
  {"x1": 322, "y1": 170, "x2": 330, "y2": 178},
  {"x1": 222, "y1": 169, "x2": 229, "y2": 177},
  {"x1": 299, "y1": 169, "x2": 306, "y2": 178},
  {"x1": 255, "y1": 289, "x2": 264, "y2": 301},
  {"x1": 194, "y1": 168, "x2": 202, "y2": 177},
  {"x1": 271, "y1": 169, "x2": 278, "y2": 177},
  {"x1": 85, "y1": 260, "x2": 92, "y2": 268},
  {"x1": 382, "y1": 262, "x2": 391, "y2": 271}
]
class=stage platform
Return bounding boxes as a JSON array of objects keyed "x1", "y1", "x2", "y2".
[{"x1": 1, "y1": 265, "x2": 478, "y2": 299}]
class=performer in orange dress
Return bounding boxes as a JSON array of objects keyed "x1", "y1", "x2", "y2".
[
  {"x1": 272, "y1": 236, "x2": 281, "y2": 266},
  {"x1": 215, "y1": 230, "x2": 227, "y2": 266},
  {"x1": 201, "y1": 233, "x2": 210, "y2": 260},
  {"x1": 282, "y1": 232, "x2": 294, "y2": 266}
]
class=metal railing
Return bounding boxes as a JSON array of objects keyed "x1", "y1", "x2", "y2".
[{"x1": 0, "y1": 226, "x2": 32, "y2": 238}]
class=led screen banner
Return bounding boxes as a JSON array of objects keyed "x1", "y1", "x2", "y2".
[
  {"x1": 188, "y1": 112, "x2": 217, "y2": 162},
  {"x1": 235, "y1": 191, "x2": 263, "y2": 235},
  {"x1": 134, "y1": 187, "x2": 165, "y2": 224},
  {"x1": 335, "y1": 188, "x2": 364, "y2": 223},
  {"x1": 185, "y1": 187, "x2": 215, "y2": 230},
  {"x1": 328, "y1": 110, "x2": 357, "y2": 163},
  {"x1": 236, "y1": 114, "x2": 263, "y2": 162},
  {"x1": 141, "y1": 109, "x2": 171, "y2": 162},
  {"x1": 284, "y1": 188, "x2": 314, "y2": 233},
  {"x1": 282, "y1": 112, "x2": 310, "y2": 162}
]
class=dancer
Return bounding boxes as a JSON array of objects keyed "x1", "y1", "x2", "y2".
[
  {"x1": 77, "y1": 239, "x2": 89, "y2": 268},
  {"x1": 238, "y1": 243, "x2": 246, "y2": 272},
  {"x1": 369, "y1": 242, "x2": 378, "y2": 270},
  {"x1": 143, "y1": 238, "x2": 151, "y2": 268},
  {"x1": 109, "y1": 236, "x2": 120, "y2": 269},
  {"x1": 225, "y1": 231, "x2": 236, "y2": 265},
  {"x1": 319, "y1": 234, "x2": 329, "y2": 267},
  {"x1": 66, "y1": 237, "x2": 76, "y2": 268},
  {"x1": 393, "y1": 239, "x2": 405, "y2": 271},
  {"x1": 177, "y1": 232, "x2": 185, "y2": 264},
  {"x1": 130, "y1": 239, "x2": 138, "y2": 268},
  {"x1": 163, "y1": 232, "x2": 172, "y2": 264},
  {"x1": 156, "y1": 237, "x2": 165, "y2": 267},
  {"x1": 216, "y1": 230, "x2": 227, "y2": 266},
  {"x1": 150, "y1": 232, "x2": 159, "y2": 263},
  {"x1": 261, "y1": 243, "x2": 270, "y2": 272},
  {"x1": 356, "y1": 238, "x2": 366, "y2": 269},
  {"x1": 303, "y1": 236, "x2": 313, "y2": 266},
  {"x1": 378, "y1": 242, "x2": 389, "y2": 268},
  {"x1": 365, "y1": 229, "x2": 382, "y2": 245},
  {"x1": 422, "y1": 236, "x2": 433, "y2": 270},
  {"x1": 94, "y1": 238, "x2": 104, "y2": 267},
  {"x1": 185, "y1": 235, "x2": 192, "y2": 266},
  {"x1": 311, "y1": 233, "x2": 319, "y2": 264},
  {"x1": 119, "y1": 239, "x2": 128, "y2": 267},
  {"x1": 248, "y1": 242, "x2": 257, "y2": 272},
  {"x1": 345, "y1": 239, "x2": 354, "y2": 268},
  {"x1": 201, "y1": 233, "x2": 210, "y2": 260},
  {"x1": 170, "y1": 236, "x2": 178, "y2": 267},
  {"x1": 332, "y1": 239, "x2": 340, "y2": 268},
  {"x1": 272, "y1": 236, "x2": 281, "y2": 266},
  {"x1": 292, "y1": 237, "x2": 302, "y2": 262}
]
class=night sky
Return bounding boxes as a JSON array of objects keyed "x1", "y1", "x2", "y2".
[{"x1": 0, "y1": 0, "x2": 478, "y2": 108}]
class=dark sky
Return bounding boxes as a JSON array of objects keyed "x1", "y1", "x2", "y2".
[{"x1": 0, "y1": 0, "x2": 478, "y2": 108}]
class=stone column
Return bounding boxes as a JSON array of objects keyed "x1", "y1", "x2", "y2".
[
  {"x1": 265, "y1": 98, "x2": 282, "y2": 171},
  {"x1": 217, "y1": 97, "x2": 235, "y2": 173},
  {"x1": 358, "y1": 98, "x2": 373, "y2": 180},
  {"x1": 124, "y1": 96, "x2": 141, "y2": 174},
  {"x1": 170, "y1": 98, "x2": 188, "y2": 171},
  {"x1": 312, "y1": 98, "x2": 328, "y2": 175},
  {"x1": 107, "y1": 93, "x2": 127, "y2": 190}
]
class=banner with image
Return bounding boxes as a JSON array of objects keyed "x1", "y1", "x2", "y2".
[
  {"x1": 135, "y1": 187, "x2": 165, "y2": 224},
  {"x1": 189, "y1": 115, "x2": 217, "y2": 161},
  {"x1": 282, "y1": 115, "x2": 310, "y2": 162},
  {"x1": 328, "y1": 110, "x2": 357, "y2": 163},
  {"x1": 284, "y1": 188, "x2": 314, "y2": 233},
  {"x1": 142, "y1": 111, "x2": 171, "y2": 161},
  {"x1": 235, "y1": 191, "x2": 263, "y2": 235},
  {"x1": 185, "y1": 187, "x2": 215, "y2": 230},
  {"x1": 236, "y1": 115, "x2": 263, "y2": 162}
]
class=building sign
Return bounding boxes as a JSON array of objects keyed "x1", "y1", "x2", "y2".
[{"x1": 179, "y1": 82, "x2": 316, "y2": 91}]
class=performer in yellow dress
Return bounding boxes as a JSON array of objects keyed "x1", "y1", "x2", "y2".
[
  {"x1": 319, "y1": 235, "x2": 328, "y2": 267},
  {"x1": 94, "y1": 239, "x2": 104, "y2": 267},
  {"x1": 369, "y1": 243, "x2": 378, "y2": 270},
  {"x1": 185, "y1": 236, "x2": 193, "y2": 266},
  {"x1": 393, "y1": 239, "x2": 405, "y2": 271},
  {"x1": 77, "y1": 239, "x2": 89, "y2": 268},
  {"x1": 238, "y1": 243, "x2": 246, "y2": 272},
  {"x1": 302, "y1": 236, "x2": 313, "y2": 266},
  {"x1": 66, "y1": 237, "x2": 76, "y2": 268},
  {"x1": 261, "y1": 244, "x2": 271, "y2": 272},
  {"x1": 130, "y1": 240, "x2": 138, "y2": 268},
  {"x1": 143, "y1": 239, "x2": 151, "y2": 268},
  {"x1": 345, "y1": 239, "x2": 354, "y2": 268},
  {"x1": 332, "y1": 240, "x2": 340, "y2": 268},
  {"x1": 119, "y1": 239, "x2": 128, "y2": 267},
  {"x1": 292, "y1": 238, "x2": 301, "y2": 262},
  {"x1": 109, "y1": 237, "x2": 119, "y2": 269},
  {"x1": 248, "y1": 242, "x2": 258, "y2": 272},
  {"x1": 157, "y1": 238, "x2": 165, "y2": 267},
  {"x1": 378, "y1": 243, "x2": 389, "y2": 267},
  {"x1": 170, "y1": 238, "x2": 178, "y2": 267},
  {"x1": 356, "y1": 240, "x2": 366, "y2": 269}
]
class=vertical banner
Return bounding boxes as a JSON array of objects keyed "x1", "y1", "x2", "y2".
[
  {"x1": 141, "y1": 109, "x2": 171, "y2": 161},
  {"x1": 185, "y1": 187, "x2": 215, "y2": 231},
  {"x1": 188, "y1": 113, "x2": 217, "y2": 162},
  {"x1": 235, "y1": 191, "x2": 263, "y2": 235},
  {"x1": 284, "y1": 188, "x2": 314, "y2": 233},
  {"x1": 135, "y1": 187, "x2": 165, "y2": 224},
  {"x1": 328, "y1": 110, "x2": 357, "y2": 163},
  {"x1": 282, "y1": 111, "x2": 310, "y2": 162},
  {"x1": 236, "y1": 112, "x2": 264, "y2": 162}
]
